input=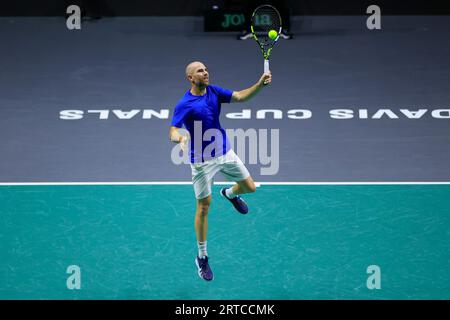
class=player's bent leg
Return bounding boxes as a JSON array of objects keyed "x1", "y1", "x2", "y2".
[
  {"x1": 219, "y1": 150, "x2": 255, "y2": 214},
  {"x1": 235, "y1": 176, "x2": 257, "y2": 194},
  {"x1": 220, "y1": 178, "x2": 253, "y2": 215}
]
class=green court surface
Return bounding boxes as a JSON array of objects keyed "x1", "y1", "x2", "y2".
[{"x1": 1, "y1": 184, "x2": 449, "y2": 300}]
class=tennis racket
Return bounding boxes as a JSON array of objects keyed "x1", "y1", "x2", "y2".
[{"x1": 250, "y1": 4, "x2": 282, "y2": 74}]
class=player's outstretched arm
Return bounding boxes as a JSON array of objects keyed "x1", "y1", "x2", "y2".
[{"x1": 231, "y1": 72, "x2": 272, "y2": 103}]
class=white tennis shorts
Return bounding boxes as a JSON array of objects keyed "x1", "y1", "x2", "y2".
[{"x1": 190, "y1": 149, "x2": 250, "y2": 200}]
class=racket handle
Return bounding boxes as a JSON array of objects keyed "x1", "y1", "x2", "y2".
[{"x1": 264, "y1": 59, "x2": 270, "y2": 73}]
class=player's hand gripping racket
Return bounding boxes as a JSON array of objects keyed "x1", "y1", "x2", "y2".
[{"x1": 250, "y1": 4, "x2": 282, "y2": 76}]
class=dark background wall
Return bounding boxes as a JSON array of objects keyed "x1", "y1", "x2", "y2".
[{"x1": 1, "y1": 0, "x2": 450, "y2": 16}]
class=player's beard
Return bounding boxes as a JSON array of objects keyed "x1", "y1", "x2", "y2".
[{"x1": 195, "y1": 78, "x2": 209, "y2": 88}]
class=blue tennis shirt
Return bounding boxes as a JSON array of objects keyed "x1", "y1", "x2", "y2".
[{"x1": 171, "y1": 85, "x2": 233, "y2": 163}]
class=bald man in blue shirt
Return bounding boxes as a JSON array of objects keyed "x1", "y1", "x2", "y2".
[{"x1": 169, "y1": 61, "x2": 271, "y2": 281}]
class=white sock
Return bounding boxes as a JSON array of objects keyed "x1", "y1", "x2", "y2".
[
  {"x1": 198, "y1": 241, "x2": 207, "y2": 259},
  {"x1": 225, "y1": 187, "x2": 236, "y2": 199}
]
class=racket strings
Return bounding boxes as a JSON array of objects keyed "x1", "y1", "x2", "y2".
[{"x1": 251, "y1": 6, "x2": 282, "y2": 46}]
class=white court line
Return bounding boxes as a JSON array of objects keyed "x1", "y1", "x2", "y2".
[{"x1": 1, "y1": 181, "x2": 450, "y2": 186}]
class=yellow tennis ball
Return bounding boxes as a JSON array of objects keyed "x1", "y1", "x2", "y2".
[{"x1": 268, "y1": 29, "x2": 278, "y2": 40}]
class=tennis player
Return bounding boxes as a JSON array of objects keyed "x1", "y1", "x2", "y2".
[{"x1": 169, "y1": 61, "x2": 271, "y2": 281}]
